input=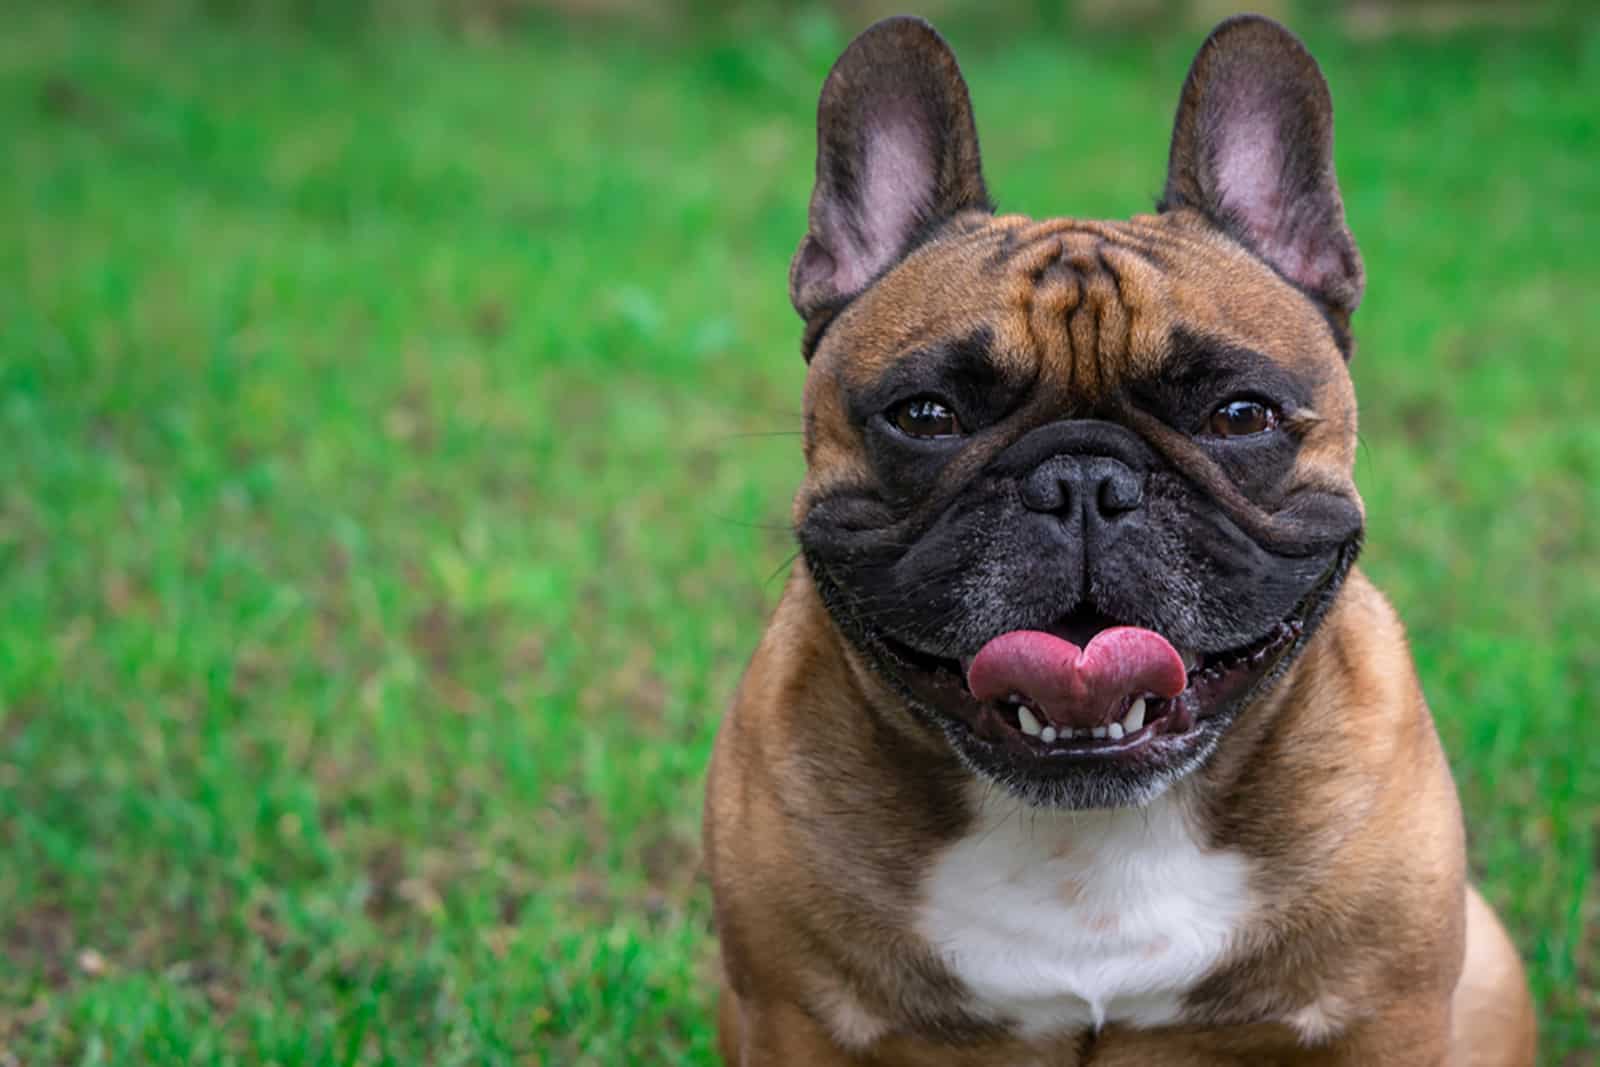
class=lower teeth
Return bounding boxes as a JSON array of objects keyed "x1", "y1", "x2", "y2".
[{"x1": 1005, "y1": 700, "x2": 1172, "y2": 743}]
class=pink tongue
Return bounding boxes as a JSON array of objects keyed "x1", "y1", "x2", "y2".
[{"x1": 966, "y1": 627, "x2": 1187, "y2": 730}]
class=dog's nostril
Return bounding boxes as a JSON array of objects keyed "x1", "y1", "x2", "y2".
[
  {"x1": 1020, "y1": 474, "x2": 1066, "y2": 513},
  {"x1": 1098, "y1": 469, "x2": 1143, "y2": 514}
]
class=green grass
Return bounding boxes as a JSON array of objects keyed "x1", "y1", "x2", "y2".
[{"x1": 1, "y1": 4, "x2": 1596, "y2": 1063}]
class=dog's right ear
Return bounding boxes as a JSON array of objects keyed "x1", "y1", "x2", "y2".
[{"x1": 791, "y1": 16, "x2": 991, "y2": 355}]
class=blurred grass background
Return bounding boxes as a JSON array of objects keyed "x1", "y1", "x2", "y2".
[{"x1": 1, "y1": 1, "x2": 1596, "y2": 1063}]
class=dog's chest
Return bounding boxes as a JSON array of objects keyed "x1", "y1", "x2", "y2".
[{"x1": 915, "y1": 789, "x2": 1254, "y2": 1037}]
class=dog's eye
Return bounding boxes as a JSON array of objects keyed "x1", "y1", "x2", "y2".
[
  {"x1": 1208, "y1": 399, "x2": 1279, "y2": 438},
  {"x1": 890, "y1": 397, "x2": 962, "y2": 438}
]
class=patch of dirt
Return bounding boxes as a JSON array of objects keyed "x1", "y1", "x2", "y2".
[
  {"x1": 573, "y1": 643, "x2": 670, "y2": 733},
  {"x1": 472, "y1": 299, "x2": 508, "y2": 341},
  {"x1": 384, "y1": 384, "x2": 436, "y2": 451},
  {"x1": 5, "y1": 905, "x2": 76, "y2": 988},
  {"x1": 408, "y1": 600, "x2": 530, "y2": 714},
  {"x1": 639, "y1": 831, "x2": 698, "y2": 897},
  {"x1": 36, "y1": 76, "x2": 98, "y2": 124},
  {"x1": 167, "y1": 957, "x2": 241, "y2": 1015},
  {"x1": 1387, "y1": 396, "x2": 1444, "y2": 447},
  {"x1": 363, "y1": 843, "x2": 409, "y2": 922},
  {"x1": 409, "y1": 603, "x2": 456, "y2": 678}
]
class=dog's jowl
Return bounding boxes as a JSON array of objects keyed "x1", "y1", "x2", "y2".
[{"x1": 704, "y1": 15, "x2": 1535, "y2": 1065}]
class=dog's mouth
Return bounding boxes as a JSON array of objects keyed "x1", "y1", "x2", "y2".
[
  {"x1": 805, "y1": 535, "x2": 1357, "y2": 797},
  {"x1": 883, "y1": 607, "x2": 1302, "y2": 760}
]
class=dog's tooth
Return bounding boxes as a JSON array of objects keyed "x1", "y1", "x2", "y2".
[
  {"x1": 1107, "y1": 722, "x2": 1125, "y2": 740},
  {"x1": 1181, "y1": 650, "x2": 1200, "y2": 672},
  {"x1": 1040, "y1": 725, "x2": 1058, "y2": 744},
  {"x1": 1091, "y1": 725, "x2": 1107, "y2": 739},
  {"x1": 1017, "y1": 706, "x2": 1043, "y2": 737},
  {"x1": 1122, "y1": 698, "x2": 1146, "y2": 733}
]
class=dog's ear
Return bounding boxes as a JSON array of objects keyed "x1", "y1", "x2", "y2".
[
  {"x1": 1161, "y1": 16, "x2": 1364, "y2": 335},
  {"x1": 791, "y1": 16, "x2": 991, "y2": 343}
]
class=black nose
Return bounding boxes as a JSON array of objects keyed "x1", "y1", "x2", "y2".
[{"x1": 1020, "y1": 454, "x2": 1144, "y2": 521}]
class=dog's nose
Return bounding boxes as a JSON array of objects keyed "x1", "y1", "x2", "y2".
[{"x1": 1020, "y1": 454, "x2": 1144, "y2": 521}]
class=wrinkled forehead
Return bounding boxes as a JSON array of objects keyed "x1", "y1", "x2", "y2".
[{"x1": 815, "y1": 212, "x2": 1346, "y2": 402}]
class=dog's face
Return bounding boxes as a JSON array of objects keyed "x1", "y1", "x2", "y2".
[{"x1": 790, "y1": 16, "x2": 1368, "y2": 809}]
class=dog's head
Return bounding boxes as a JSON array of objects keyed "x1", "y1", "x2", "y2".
[{"x1": 790, "y1": 15, "x2": 1367, "y2": 809}]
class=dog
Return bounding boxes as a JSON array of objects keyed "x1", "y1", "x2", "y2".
[{"x1": 703, "y1": 14, "x2": 1536, "y2": 1065}]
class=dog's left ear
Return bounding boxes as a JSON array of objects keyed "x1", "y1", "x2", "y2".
[
  {"x1": 791, "y1": 17, "x2": 991, "y2": 348},
  {"x1": 1161, "y1": 16, "x2": 1364, "y2": 337}
]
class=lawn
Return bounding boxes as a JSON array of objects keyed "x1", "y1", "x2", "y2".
[{"x1": 0, "y1": 3, "x2": 1595, "y2": 1063}]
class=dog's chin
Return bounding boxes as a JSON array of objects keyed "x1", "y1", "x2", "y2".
[{"x1": 813, "y1": 547, "x2": 1357, "y2": 812}]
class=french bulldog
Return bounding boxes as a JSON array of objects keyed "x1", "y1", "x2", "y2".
[{"x1": 704, "y1": 14, "x2": 1536, "y2": 1065}]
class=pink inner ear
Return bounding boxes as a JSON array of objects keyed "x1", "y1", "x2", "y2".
[
  {"x1": 1212, "y1": 105, "x2": 1342, "y2": 295},
  {"x1": 1215, "y1": 108, "x2": 1284, "y2": 233},
  {"x1": 827, "y1": 107, "x2": 934, "y2": 297}
]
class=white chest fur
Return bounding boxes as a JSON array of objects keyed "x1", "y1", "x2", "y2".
[{"x1": 915, "y1": 785, "x2": 1255, "y2": 1037}]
